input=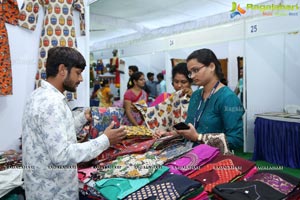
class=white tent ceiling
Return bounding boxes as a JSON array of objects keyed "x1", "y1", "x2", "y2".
[{"x1": 89, "y1": 0, "x2": 286, "y2": 48}]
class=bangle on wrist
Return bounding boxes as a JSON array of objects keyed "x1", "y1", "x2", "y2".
[{"x1": 196, "y1": 134, "x2": 203, "y2": 142}]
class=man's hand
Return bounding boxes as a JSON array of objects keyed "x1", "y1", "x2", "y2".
[
  {"x1": 104, "y1": 122, "x2": 127, "y2": 145},
  {"x1": 84, "y1": 108, "x2": 92, "y2": 122}
]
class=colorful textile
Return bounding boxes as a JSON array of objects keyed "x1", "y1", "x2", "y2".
[
  {"x1": 124, "y1": 125, "x2": 153, "y2": 138},
  {"x1": 156, "y1": 141, "x2": 193, "y2": 164},
  {"x1": 90, "y1": 107, "x2": 124, "y2": 139},
  {"x1": 123, "y1": 89, "x2": 148, "y2": 126},
  {"x1": 213, "y1": 171, "x2": 300, "y2": 200},
  {"x1": 166, "y1": 144, "x2": 219, "y2": 176},
  {"x1": 18, "y1": 0, "x2": 85, "y2": 100},
  {"x1": 189, "y1": 159, "x2": 241, "y2": 192},
  {"x1": 97, "y1": 152, "x2": 163, "y2": 179},
  {"x1": 134, "y1": 90, "x2": 190, "y2": 131},
  {"x1": 150, "y1": 92, "x2": 171, "y2": 107},
  {"x1": 95, "y1": 166, "x2": 169, "y2": 200},
  {"x1": 247, "y1": 172, "x2": 298, "y2": 195},
  {"x1": 125, "y1": 174, "x2": 202, "y2": 200},
  {"x1": 96, "y1": 138, "x2": 156, "y2": 163},
  {"x1": 0, "y1": 0, "x2": 19, "y2": 95}
]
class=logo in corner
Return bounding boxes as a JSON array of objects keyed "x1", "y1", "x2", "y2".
[{"x1": 230, "y1": 2, "x2": 246, "y2": 18}]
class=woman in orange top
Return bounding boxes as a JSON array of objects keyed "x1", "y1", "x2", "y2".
[{"x1": 97, "y1": 79, "x2": 113, "y2": 108}]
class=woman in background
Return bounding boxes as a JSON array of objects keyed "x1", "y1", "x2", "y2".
[
  {"x1": 150, "y1": 62, "x2": 193, "y2": 106},
  {"x1": 97, "y1": 79, "x2": 113, "y2": 108},
  {"x1": 127, "y1": 65, "x2": 139, "y2": 89},
  {"x1": 123, "y1": 72, "x2": 148, "y2": 126}
]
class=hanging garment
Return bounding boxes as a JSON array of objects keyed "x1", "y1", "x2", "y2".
[
  {"x1": 0, "y1": 0, "x2": 19, "y2": 96},
  {"x1": 18, "y1": 0, "x2": 85, "y2": 100}
]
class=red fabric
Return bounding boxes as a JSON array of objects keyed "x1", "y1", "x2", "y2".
[
  {"x1": 96, "y1": 138, "x2": 156, "y2": 163},
  {"x1": 188, "y1": 159, "x2": 241, "y2": 192}
]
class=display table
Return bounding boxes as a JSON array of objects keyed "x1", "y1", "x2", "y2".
[{"x1": 253, "y1": 114, "x2": 300, "y2": 168}]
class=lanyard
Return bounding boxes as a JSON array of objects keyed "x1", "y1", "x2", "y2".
[{"x1": 193, "y1": 81, "x2": 220, "y2": 129}]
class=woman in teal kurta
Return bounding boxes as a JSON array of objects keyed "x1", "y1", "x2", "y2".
[
  {"x1": 176, "y1": 48, "x2": 244, "y2": 150},
  {"x1": 185, "y1": 86, "x2": 244, "y2": 149}
]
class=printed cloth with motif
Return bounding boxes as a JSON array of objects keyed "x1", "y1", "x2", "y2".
[
  {"x1": 95, "y1": 138, "x2": 156, "y2": 163},
  {"x1": 18, "y1": 0, "x2": 85, "y2": 100},
  {"x1": 134, "y1": 90, "x2": 190, "y2": 132},
  {"x1": 0, "y1": 0, "x2": 19, "y2": 96},
  {"x1": 124, "y1": 125, "x2": 153, "y2": 138},
  {"x1": 96, "y1": 152, "x2": 163, "y2": 179},
  {"x1": 156, "y1": 141, "x2": 193, "y2": 164},
  {"x1": 212, "y1": 170, "x2": 300, "y2": 200},
  {"x1": 90, "y1": 107, "x2": 124, "y2": 139}
]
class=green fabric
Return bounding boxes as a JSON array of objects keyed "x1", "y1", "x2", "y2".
[
  {"x1": 186, "y1": 86, "x2": 244, "y2": 149},
  {"x1": 95, "y1": 166, "x2": 169, "y2": 200}
]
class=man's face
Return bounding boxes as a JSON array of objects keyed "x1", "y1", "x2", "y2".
[
  {"x1": 148, "y1": 75, "x2": 154, "y2": 81},
  {"x1": 63, "y1": 67, "x2": 83, "y2": 92},
  {"x1": 129, "y1": 69, "x2": 134, "y2": 76}
]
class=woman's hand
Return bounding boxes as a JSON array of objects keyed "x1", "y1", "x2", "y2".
[
  {"x1": 182, "y1": 88, "x2": 193, "y2": 97},
  {"x1": 175, "y1": 123, "x2": 199, "y2": 142}
]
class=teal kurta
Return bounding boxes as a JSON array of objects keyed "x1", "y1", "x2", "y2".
[{"x1": 185, "y1": 86, "x2": 244, "y2": 149}]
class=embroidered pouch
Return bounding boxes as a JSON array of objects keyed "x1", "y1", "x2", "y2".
[
  {"x1": 199, "y1": 133, "x2": 231, "y2": 155},
  {"x1": 166, "y1": 144, "x2": 219, "y2": 175}
]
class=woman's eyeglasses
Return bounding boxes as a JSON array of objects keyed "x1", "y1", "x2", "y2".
[{"x1": 188, "y1": 65, "x2": 206, "y2": 78}]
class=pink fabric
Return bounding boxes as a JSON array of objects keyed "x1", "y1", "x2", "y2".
[
  {"x1": 165, "y1": 144, "x2": 219, "y2": 176},
  {"x1": 78, "y1": 167, "x2": 97, "y2": 182},
  {"x1": 242, "y1": 166, "x2": 258, "y2": 180},
  {"x1": 150, "y1": 92, "x2": 171, "y2": 107}
]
